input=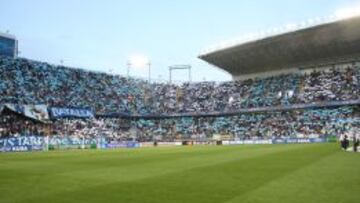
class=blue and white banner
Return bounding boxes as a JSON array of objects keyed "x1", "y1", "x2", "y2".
[
  {"x1": 105, "y1": 141, "x2": 139, "y2": 149},
  {"x1": 0, "y1": 135, "x2": 141, "y2": 152},
  {"x1": 48, "y1": 136, "x2": 100, "y2": 146},
  {"x1": 48, "y1": 136, "x2": 106, "y2": 150},
  {"x1": 0, "y1": 136, "x2": 46, "y2": 152},
  {"x1": 227, "y1": 140, "x2": 272, "y2": 145},
  {"x1": 227, "y1": 138, "x2": 327, "y2": 145},
  {"x1": 49, "y1": 107, "x2": 94, "y2": 119},
  {"x1": 1, "y1": 104, "x2": 49, "y2": 122},
  {"x1": 271, "y1": 138, "x2": 327, "y2": 144}
]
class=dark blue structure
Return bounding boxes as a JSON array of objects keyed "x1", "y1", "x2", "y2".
[{"x1": 0, "y1": 34, "x2": 17, "y2": 58}]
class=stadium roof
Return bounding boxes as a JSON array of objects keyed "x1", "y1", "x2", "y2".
[{"x1": 199, "y1": 16, "x2": 360, "y2": 77}]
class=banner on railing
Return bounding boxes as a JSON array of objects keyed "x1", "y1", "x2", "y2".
[
  {"x1": 0, "y1": 135, "x2": 328, "y2": 152},
  {"x1": 49, "y1": 107, "x2": 94, "y2": 119},
  {"x1": 0, "y1": 136, "x2": 139, "y2": 152},
  {"x1": 0, "y1": 136, "x2": 46, "y2": 152},
  {"x1": 1, "y1": 104, "x2": 49, "y2": 122},
  {"x1": 272, "y1": 138, "x2": 327, "y2": 144},
  {"x1": 48, "y1": 136, "x2": 99, "y2": 146},
  {"x1": 105, "y1": 141, "x2": 139, "y2": 149},
  {"x1": 226, "y1": 138, "x2": 327, "y2": 145}
]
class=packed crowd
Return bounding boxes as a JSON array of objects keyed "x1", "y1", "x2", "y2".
[
  {"x1": 0, "y1": 111, "x2": 50, "y2": 138},
  {"x1": 134, "y1": 106, "x2": 359, "y2": 141},
  {"x1": 0, "y1": 56, "x2": 146, "y2": 114},
  {"x1": 0, "y1": 56, "x2": 359, "y2": 140},
  {"x1": 1, "y1": 57, "x2": 359, "y2": 115},
  {"x1": 51, "y1": 118, "x2": 132, "y2": 141},
  {"x1": 1, "y1": 106, "x2": 358, "y2": 141}
]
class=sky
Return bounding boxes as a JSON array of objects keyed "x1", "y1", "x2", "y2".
[{"x1": 1, "y1": 0, "x2": 360, "y2": 82}]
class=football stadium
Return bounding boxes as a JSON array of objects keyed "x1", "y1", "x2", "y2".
[{"x1": 0, "y1": 1, "x2": 359, "y2": 203}]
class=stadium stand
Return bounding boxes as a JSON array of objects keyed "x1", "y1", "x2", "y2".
[
  {"x1": 1, "y1": 56, "x2": 359, "y2": 114},
  {"x1": 1, "y1": 18, "x2": 360, "y2": 145},
  {"x1": 0, "y1": 56, "x2": 359, "y2": 142}
]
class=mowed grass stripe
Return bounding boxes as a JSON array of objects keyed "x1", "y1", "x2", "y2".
[
  {"x1": 0, "y1": 145, "x2": 286, "y2": 176},
  {"x1": 225, "y1": 148, "x2": 360, "y2": 203},
  {"x1": 0, "y1": 144, "x2": 347, "y2": 203},
  {"x1": 41, "y1": 144, "x2": 333, "y2": 203},
  {"x1": 229, "y1": 145, "x2": 359, "y2": 203},
  {"x1": 0, "y1": 144, "x2": 298, "y2": 203}
]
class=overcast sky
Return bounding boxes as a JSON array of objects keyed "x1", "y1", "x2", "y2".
[{"x1": 1, "y1": 0, "x2": 360, "y2": 82}]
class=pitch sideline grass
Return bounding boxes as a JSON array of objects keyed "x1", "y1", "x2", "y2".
[{"x1": 0, "y1": 144, "x2": 359, "y2": 203}]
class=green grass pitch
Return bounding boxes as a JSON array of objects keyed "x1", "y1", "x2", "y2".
[{"x1": 0, "y1": 143, "x2": 359, "y2": 203}]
